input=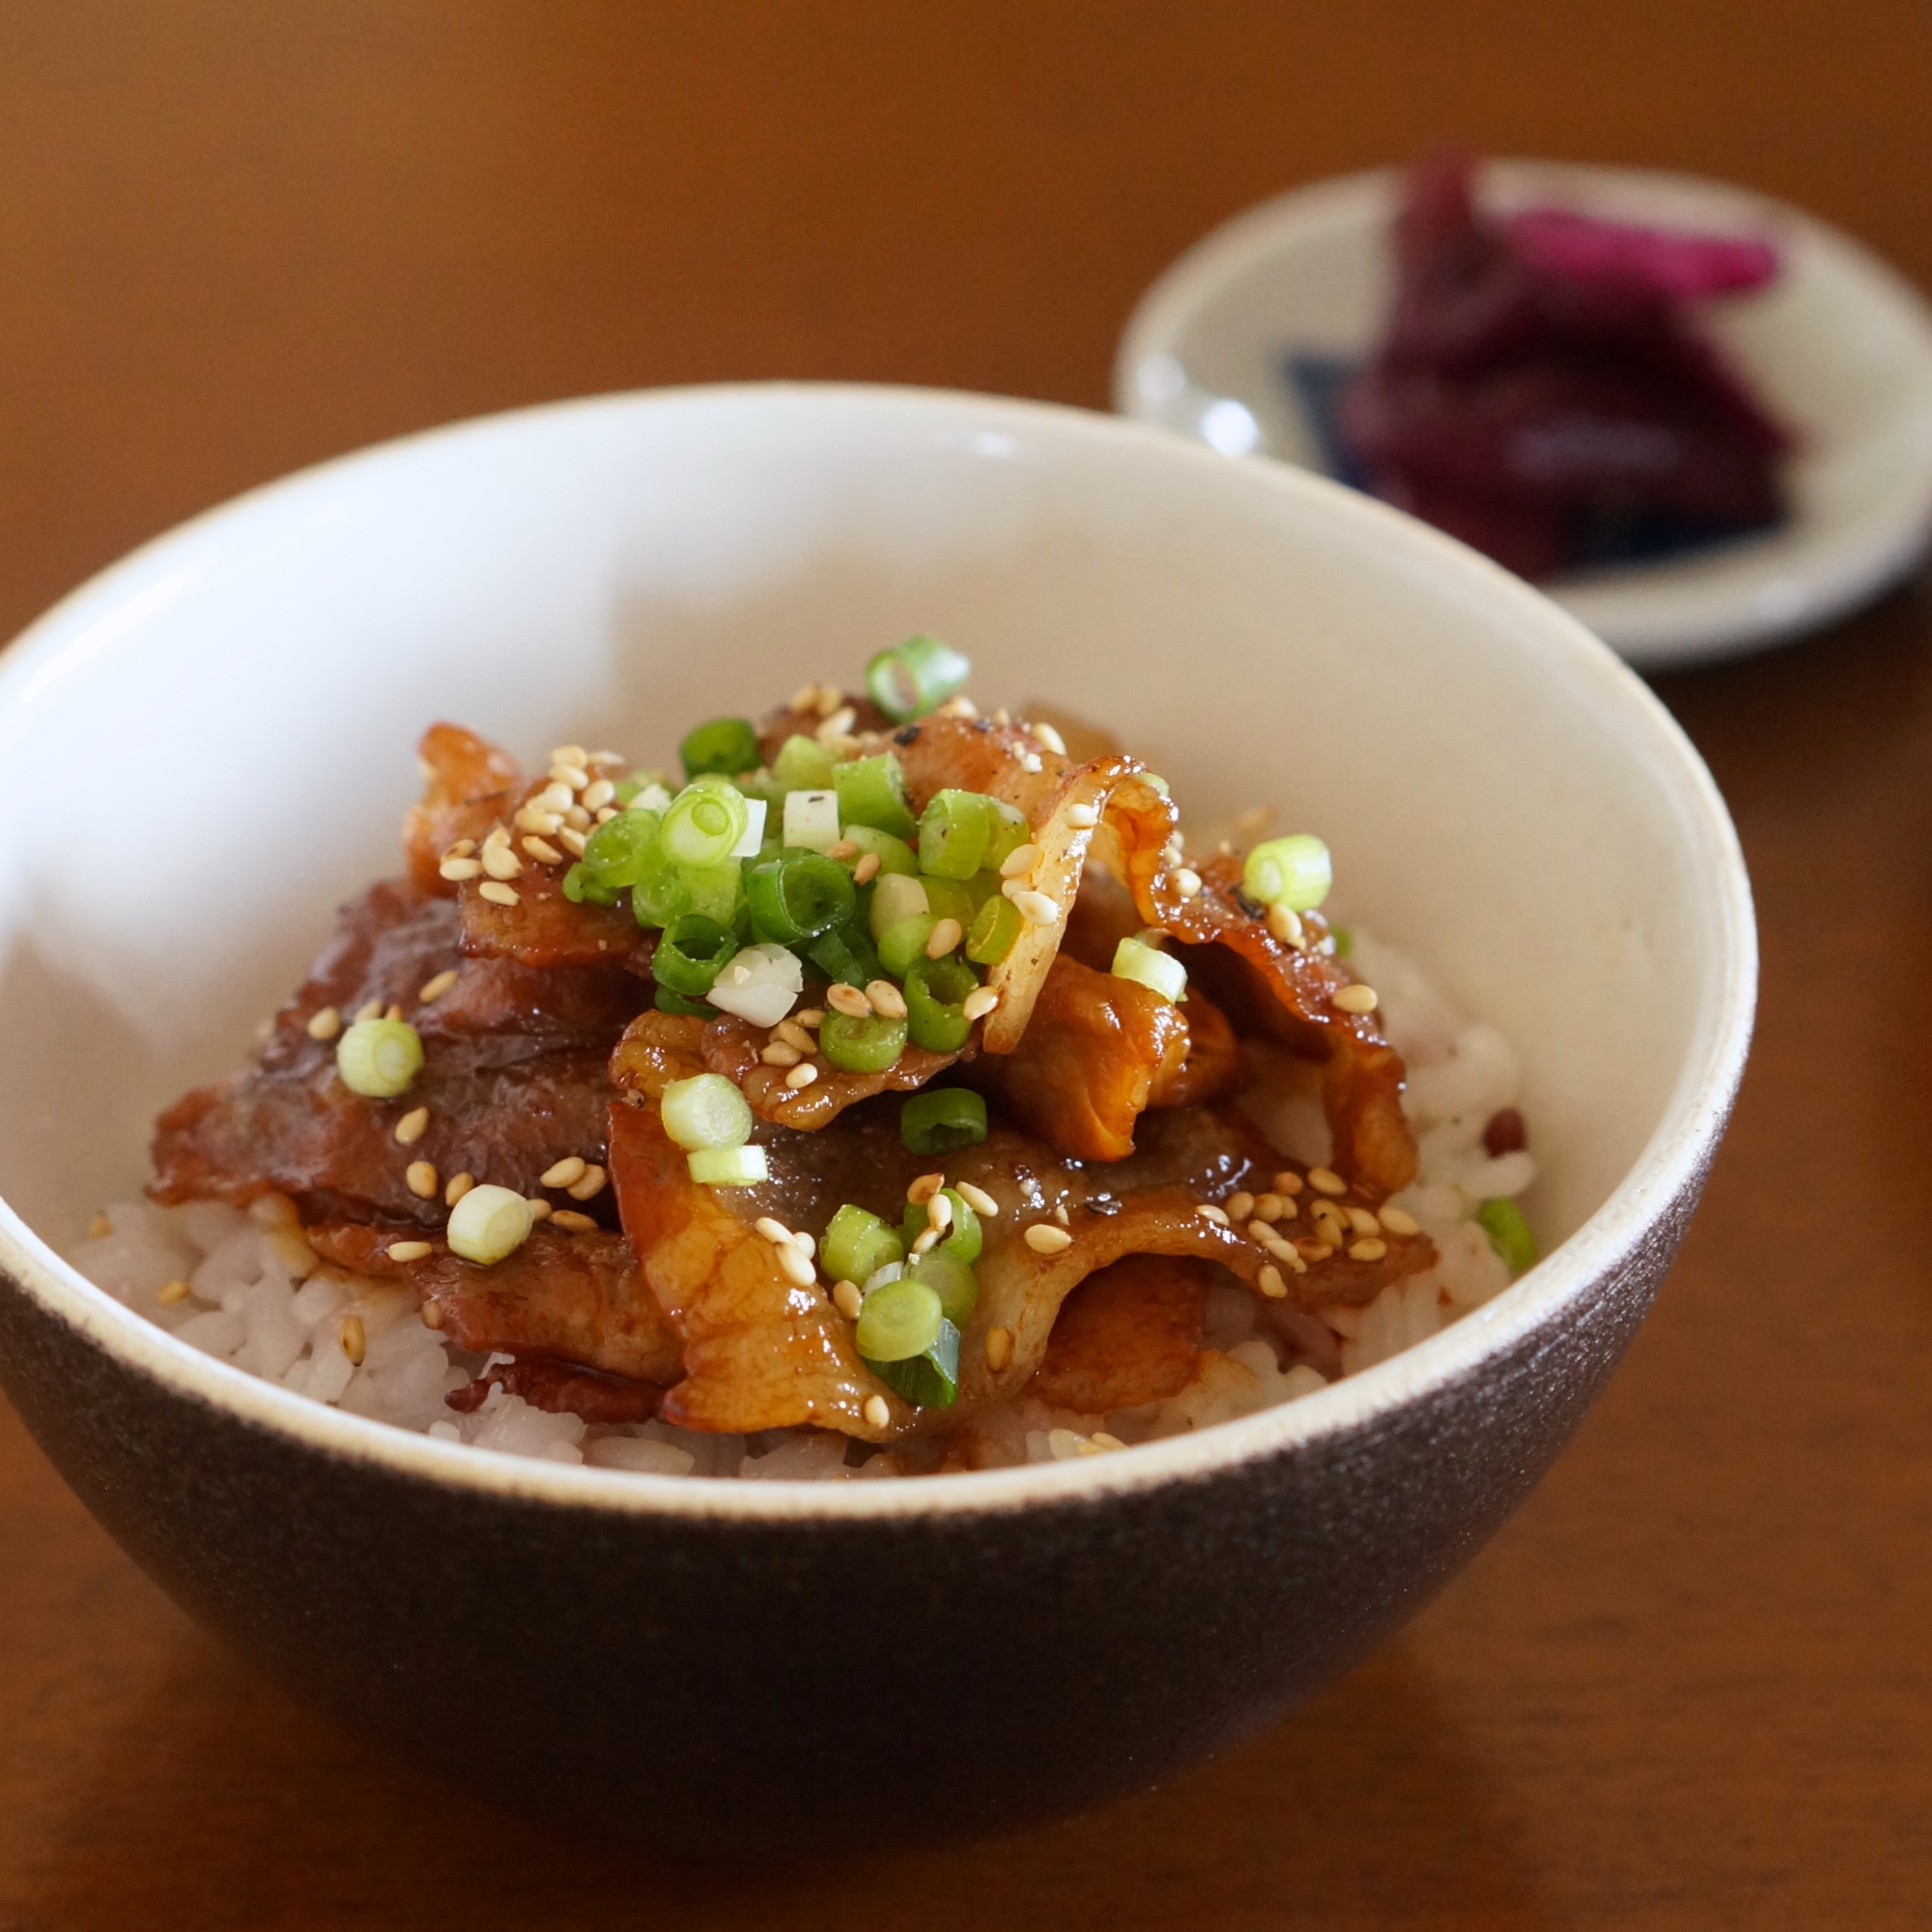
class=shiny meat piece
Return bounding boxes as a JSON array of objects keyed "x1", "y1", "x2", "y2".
[
  {"x1": 154, "y1": 880, "x2": 643, "y2": 1226},
  {"x1": 457, "y1": 835, "x2": 643, "y2": 969},
  {"x1": 444, "y1": 1355, "x2": 661, "y2": 1425},
  {"x1": 1150, "y1": 986, "x2": 1241, "y2": 1111},
  {"x1": 403, "y1": 724, "x2": 523, "y2": 898},
  {"x1": 306, "y1": 1222, "x2": 683, "y2": 1387},
  {"x1": 1030, "y1": 1254, "x2": 1213, "y2": 1413},
  {"x1": 606, "y1": 1099, "x2": 906, "y2": 1439}
]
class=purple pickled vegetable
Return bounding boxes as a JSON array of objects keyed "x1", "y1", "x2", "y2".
[{"x1": 1506, "y1": 207, "x2": 1780, "y2": 300}]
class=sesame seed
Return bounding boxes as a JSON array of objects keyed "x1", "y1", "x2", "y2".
[
  {"x1": 551, "y1": 1209, "x2": 598, "y2": 1233},
  {"x1": 387, "y1": 1240, "x2": 432, "y2": 1264},
  {"x1": 1258, "y1": 1264, "x2": 1288, "y2": 1300},
  {"x1": 594, "y1": 806, "x2": 617, "y2": 824},
  {"x1": 420, "y1": 1299, "x2": 445, "y2": 1329},
  {"x1": 384, "y1": 1003, "x2": 404, "y2": 1024},
  {"x1": 1033, "y1": 722, "x2": 1067, "y2": 756},
  {"x1": 1347, "y1": 1207, "x2": 1381, "y2": 1236},
  {"x1": 814, "y1": 685, "x2": 844, "y2": 718},
  {"x1": 558, "y1": 827, "x2": 587, "y2": 858},
  {"x1": 816, "y1": 706, "x2": 857, "y2": 743},
  {"x1": 340, "y1": 1315, "x2": 367, "y2": 1365},
  {"x1": 157, "y1": 1278, "x2": 192, "y2": 1305},
  {"x1": 355, "y1": 999, "x2": 384, "y2": 1023},
  {"x1": 852, "y1": 850, "x2": 881, "y2": 884},
  {"x1": 563, "y1": 805, "x2": 592, "y2": 832},
  {"x1": 1012, "y1": 890, "x2": 1059, "y2": 926},
  {"x1": 418, "y1": 969, "x2": 458, "y2": 1003},
  {"x1": 794, "y1": 1008, "x2": 825, "y2": 1029},
  {"x1": 542, "y1": 1155, "x2": 587, "y2": 1189},
  {"x1": 1294, "y1": 1236, "x2": 1333, "y2": 1262},
  {"x1": 567, "y1": 1165, "x2": 607, "y2": 1202},
  {"x1": 1071, "y1": 1435, "x2": 1103, "y2": 1457},
  {"x1": 1175, "y1": 868, "x2": 1203, "y2": 900},
  {"x1": 550, "y1": 763, "x2": 590, "y2": 791},
  {"x1": 863, "y1": 1394, "x2": 891, "y2": 1429},
  {"x1": 1332, "y1": 983, "x2": 1379, "y2": 1015},
  {"x1": 825, "y1": 838, "x2": 860, "y2": 862},
  {"x1": 513, "y1": 807, "x2": 559, "y2": 837},
  {"x1": 827, "y1": 983, "x2": 871, "y2": 1019},
  {"x1": 481, "y1": 845, "x2": 523, "y2": 881},
  {"x1": 1310, "y1": 1201, "x2": 1347, "y2": 1243},
  {"x1": 306, "y1": 1006, "x2": 342, "y2": 1040},
  {"x1": 1308, "y1": 1167, "x2": 1347, "y2": 1196},
  {"x1": 773, "y1": 1019, "x2": 814, "y2": 1054},
  {"x1": 1065, "y1": 801, "x2": 1099, "y2": 829},
  {"x1": 537, "y1": 781, "x2": 574, "y2": 814},
  {"x1": 954, "y1": 1179, "x2": 998, "y2": 1216},
  {"x1": 754, "y1": 1217, "x2": 792, "y2": 1245},
  {"x1": 984, "y1": 1326, "x2": 1013, "y2": 1370},
  {"x1": 926, "y1": 1192, "x2": 953, "y2": 1235},
  {"x1": 1280, "y1": 1245, "x2": 1309, "y2": 1274},
  {"x1": 776, "y1": 1242, "x2": 816, "y2": 1288},
  {"x1": 439, "y1": 856, "x2": 483, "y2": 882},
  {"x1": 478, "y1": 881, "x2": 520, "y2": 907},
  {"x1": 993, "y1": 708, "x2": 1011, "y2": 727},
  {"x1": 1090, "y1": 1431, "x2": 1126, "y2": 1452},
  {"x1": 938, "y1": 695, "x2": 979, "y2": 719},
  {"x1": 1379, "y1": 1206, "x2": 1421, "y2": 1237},
  {"x1": 999, "y1": 842, "x2": 1041, "y2": 878},
  {"x1": 907, "y1": 1172, "x2": 944, "y2": 1205},
  {"x1": 406, "y1": 1160, "x2": 439, "y2": 1199},
  {"x1": 1253, "y1": 1192, "x2": 1286, "y2": 1223},
  {"x1": 910, "y1": 1228, "x2": 939, "y2": 1256},
  {"x1": 582, "y1": 779, "x2": 615, "y2": 811},
  {"x1": 833, "y1": 1279, "x2": 863, "y2": 1320},
  {"x1": 444, "y1": 1172, "x2": 474, "y2": 1206},
  {"x1": 961, "y1": 986, "x2": 1000, "y2": 1022},
  {"x1": 1019, "y1": 753, "x2": 1043, "y2": 774},
  {"x1": 761, "y1": 1041, "x2": 802, "y2": 1067},
  {"x1": 1274, "y1": 1170, "x2": 1305, "y2": 1195},
  {"x1": 1195, "y1": 1203, "x2": 1232, "y2": 1227},
  {"x1": 1227, "y1": 1190, "x2": 1256, "y2": 1222},
  {"x1": 1349, "y1": 1238, "x2": 1388, "y2": 1262},
  {"x1": 790, "y1": 682, "x2": 818, "y2": 712},
  {"x1": 1266, "y1": 903, "x2": 1305, "y2": 948},
  {"x1": 925, "y1": 917, "x2": 963, "y2": 958},
  {"x1": 549, "y1": 744, "x2": 588, "y2": 769},
  {"x1": 521, "y1": 836, "x2": 565, "y2": 865},
  {"x1": 444, "y1": 839, "x2": 477, "y2": 860},
  {"x1": 394, "y1": 1106, "x2": 430, "y2": 1146},
  {"x1": 1025, "y1": 1223, "x2": 1073, "y2": 1255},
  {"x1": 526, "y1": 1197, "x2": 553, "y2": 1220},
  {"x1": 866, "y1": 979, "x2": 908, "y2": 1019},
  {"x1": 1054, "y1": 1204, "x2": 1070, "y2": 1226}
]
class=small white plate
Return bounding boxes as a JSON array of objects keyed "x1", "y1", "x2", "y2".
[{"x1": 1115, "y1": 159, "x2": 1932, "y2": 668}]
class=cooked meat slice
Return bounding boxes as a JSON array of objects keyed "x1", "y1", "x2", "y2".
[
  {"x1": 307, "y1": 1222, "x2": 683, "y2": 1387},
  {"x1": 605, "y1": 1099, "x2": 906, "y2": 1439},
  {"x1": 403, "y1": 724, "x2": 523, "y2": 897},
  {"x1": 755, "y1": 693, "x2": 895, "y2": 765},
  {"x1": 154, "y1": 880, "x2": 644, "y2": 1225},
  {"x1": 1030, "y1": 1254, "x2": 1213, "y2": 1412},
  {"x1": 444, "y1": 1355, "x2": 661, "y2": 1425},
  {"x1": 1148, "y1": 984, "x2": 1242, "y2": 1111},
  {"x1": 458, "y1": 853, "x2": 643, "y2": 968}
]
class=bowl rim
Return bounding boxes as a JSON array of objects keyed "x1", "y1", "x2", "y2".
[
  {"x1": 1112, "y1": 156, "x2": 1932, "y2": 668},
  {"x1": 0, "y1": 380, "x2": 1757, "y2": 1522}
]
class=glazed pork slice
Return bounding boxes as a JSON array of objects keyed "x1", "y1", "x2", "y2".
[
  {"x1": 153, "y1": 878, "x2": 646, "y2": 1227},
  {"x1": 1029, "y1": 1254, "x2": 1216, "y2": 1413}
]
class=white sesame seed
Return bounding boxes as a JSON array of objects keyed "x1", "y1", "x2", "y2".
[
  {"x1": 417, "y1": 969, "x2": 458, "y2": 1003},
  {"x1": 567, "y1": 1164, "x2": 607, "y2": 1202},
  {"x1": 925, "y1": 917, "x2": 963, "y2": 958},
  {"x1": 774, "y1": 1241, "x2": 814, "y2": 1288},
  {"x1": 773, "y1": 1019, "x2": 814, "y2": 1053},
  {"x1": 550, "y1": 763, "x2": 590, "y2": 791},
  {"x1": 1258, "y1": 1264, "x2": 1288, "y2": 1300},
  {"x1": 858, "y1": 979, "x2": 902, "y2": 1019},
  {"x1": 406, "y1": 1161, "x2": 439, "y2": 1199},
  {"x1": 761, "y1": 1041, "x2": 803, "y2": 1067},
  {"x1": 1065, "y1": 801, "x2": 1099, "y2": 829},
  {"x1": 1033, "y1": 722, "x2": 1066, "y2": 755},
  {"x1": 1025, "y1": 1223, "x2": 1073, "y2": 1255},
  {"x1": 910, "y1": 1228, "x2": 940, "y2": 1256},
  {"x1": 1266, "y1": 903, "x2": 1306, "y2": 948},
  {"x1": 1274, "y1": 1170, "x2": 1306, "y2": 1195},
  {"x1": 439, "y1": 857, "x2": 483, "y2": 882},
  {"x1": 1349, "y1": 1238, "x2": 1387, "y2": 1262},
  {"x1": 526, "y1": 1197, "x2": 553, "y2": 1220},
  {"x1": 385, "y1": 1243, "x2": 431, "y2": 1264},
  {"x1": 954, "y1": 1179, "x2": 998, "y2": 1216},
  {"x1": 754, "y1": 1217, "x2": 792, "y2": 1245},
  {"x1": 1012, "y1": 890, "x2": 1059, "y2": 926},
  {"x1": 582, "y1": 779, "x2": 615, "y2": 811},
  {"x1": 444, "y1": 1172, "x2": 474, "y2": 1206},
  {"x1": 1333, "y1": 983, "x2": 1379, "y2": 1015},
  {"x1": 1175, "y1": 867, "x2": 1203, "y2": 900},
  {"x1": 999, "y1": 842, "x2": 1041, "y2": 878},
  {"x1": 1019, "y1": 752, "x2": 1043, "y2": 774},
  {"x1": 537, "y1": 781, "x2": 574, "y2": 814},
  {"x1": 521, "y1": 835, "x2": 565, "y2": 865},
  {"x1": 833, "y1": 1279, "x2": 864, "y2": 1320},
  {"x1": 1195, "y1": 1203, "x2": 1232, "y2": 1227},
  {"x1": 816, "y1": 706, "x2": 857, "y2": 743},
  {"x1": 306, "y1": 1006, "x2": 342, "y2": 1040},
  {"x1": 444, "y1": 839, "x2": 477, "y2": 860},
  {"x1": 394, "y1": 1106, "x2": 430, "y2": 1146},
  {"x1": 1227, "y1": 1190, "x2": 1256, "y2": 1222},
  {"x1": 551, "y1": 1208, "x2": 599, "y2": 1233},
  {"x1": 784, "y1": 1064, "x2": 819, "y2": 1091},
  {"x1": 814, "y1": 684, "x2": 844, "y2": 718},
  {"x1": 1347, "y1": 1207, "x2": 1381, "y2": 1236},
  {"x1": 549, "y1": 744, "x2": 588, "y2": 769},
  {"x1": 558, "y1": 827, "x2": 587, "y2": 857},
  {"x1": 384, "y1": 1003, "x2": 404, "y2": 1023},
  {"x1": 1308, "y1": 1167, "x2": 1348, "y2": 1196},
  {"x1": 961, "y1": 986, "x2": 1000, "y2": 1022},
  {"x1": 156, "y1": 1278, "x2": 193, "y2": 1305},
  {"x1": 513, "y1": 807, "x2": 559, "y2": 836},
  {"x1": 925, "y1": 1192, "x2": 953, "y2": 1235},
  {"x1": 863, "y1": 1394, "x2": 891, "y2": 1429},
  {"x1": 594, "y1": 806, "x2": 617, "y2": 824},
  {"x1": 481, "y1": 844, "x2": 524, "y2": 882},
  {"x1": 984, "y1": 1326, "x2": 1013, "y2": 1370},
  {"x1": 794, "y1": 1008, "x2": 825, "y2": 1029},
  {"x1": 1253, "y1": 1192, "x2": 1286, "y2": 1223},
  {"x1": 1379, "y1": 1205, "x2": 1421, "y2": 1237},
  {"x1": 852, "y1": 850, "x2": 881, "y2": 884},
  {"x1": 825, "y1": 838, "x2": 860, "y2": 862},
  {"x1": 907, "y1": 1173, "x2": 944, "y2": 1205},
  {"x1": 355, "y1": 999, "x2": 384, "y2": 1023},
  {"x1": 542, "y1": 1155, "x2": 587, "y2": 1189},
  {"x1": 826, "y1": 983, "x2": 871, "y2": 1019},
  {"x1": 478, "y1": 881, "x2": 520, "y2": 907},
  {"x1": 793, "y1": 1231, "x2": 815, "y2": 1261},
  {"x1": 790, "y1": 682, "x2": 818, "y2": 712}
]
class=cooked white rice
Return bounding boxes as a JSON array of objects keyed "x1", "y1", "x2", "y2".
[{"x1": 69, "y1": 927, "x2": 1532, "y2": 1479}]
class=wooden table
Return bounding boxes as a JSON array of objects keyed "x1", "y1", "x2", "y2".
[{"x1": 3, "y1": 6, "x2": 1928, "y2": 1924}]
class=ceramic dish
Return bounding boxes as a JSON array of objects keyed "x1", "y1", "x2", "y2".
[
  {"x1": 0, "y1": 384, "x2": 1754, "y2": 1848},
  {"x1": 1114, "y1": 159, "x2": 1932, "y2": 668}
]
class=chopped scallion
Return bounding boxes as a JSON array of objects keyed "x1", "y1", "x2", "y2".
[
  {"x1": 1475, "y1": 1198, "x2": 1538, "y2": 1275},
  {"x1": 878, "y1": 913, "x2": 939, "y2": 979},
  {"x1": 678, "y1": 717, "x2": 761, "y2": 781},
  {"x1": 822, "y1": 1204, "x2": 905, "y2": 1288},
  {"x1": 746, "y1": 853, "x2": 856, "y2": 945},
  {"x1": 677, "y1": 857, "x2": 745, "y2": 928},
  {"x1": 965, "y1": 892, "x2": 1023, "y2": 966},
  {"x1": 445, "y1": 1183, "x2": 534, "y2": 1265},
  {"x1": 662, "y1": 776, "x2": 751, "y2": 868},
  {"x1": 653, "y1": 914, "x2": 738, "y2": 996},
  {"x1": 660, "y1": 1071, "x2": 753, "y2": 1152},
  {"x1": 853, "y1": 1277, "x2": 944, "y2": 1362},
  {"x1": 918, "y1": 787, "x2": 995, "y2": 879},
  {"x1": 839, "y1": 824, "x2": 919, "y2": 876},
  {"x1": 903, "y1": 953, "x2": 979, "y2": 1053},
  {"x1": 867, "y1": 870, "x2": 929, "y2": 941},
  {"x1": 820, "y1": 1009, "x2": 908, "y2": 1073},
  {"x1": 919, "y1": 874, "x2": 977, "y2": 928},
  {"x1": 865, "y1": 1317, "x2": 961, "y2": 1407},
  {"x1": 772, "y1": 733, "x2": 838, "y2": 794},
  {"x1": 901, "y1": 1187, "x2": 981, "y2": 1265},
  {"x1": 833, "y1": 752, "x2": 918, "y2": 841},
  {"x1": 899, "y1": 1088, "x2": 988, "y2": 1155},
  {"x1": 654, "y1": 984, "x2": 721, "y2": 1018},
  {"x1": 907, "y1": 1249, "x2": 978, "y2": 1327},
  {"x1": 1242, "y1": 835, "x2": 1332, "y2": 912},
  {"x1": 688, "y1": 1144, "x2": 770, "y2": 1186},
  {"x1": 335, "y1": 1018, "x2": 423, "y2": 1098},
  {"x1": 806, "y1": 922, "x2": 884, "y2": 989},
  {"x1": 865, "y1": 635, "x2": 970, "y2": 724},
  {"x1": 982, "y1": 799, "x2": 1030, "y2": 871},
  {"x1": 1111, "y1": 934, "x2": 1188, "y2": 1004}
]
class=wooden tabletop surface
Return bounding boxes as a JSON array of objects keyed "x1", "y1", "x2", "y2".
[{"x1": 3, "y1": 6, "x2": 1929, "y2": 1925}]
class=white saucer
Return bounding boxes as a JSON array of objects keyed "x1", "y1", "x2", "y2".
[{"x1": 1115, "y1": 160, "x2": 1932, "y2": 668}]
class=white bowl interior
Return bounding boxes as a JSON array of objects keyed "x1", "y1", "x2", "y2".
[
  {"x1": 1116, "y1": 160, "x2": 1932, "y2": 666},
  {"x1": 0, "y1": 386, "x2": 1746, "y2": 1430}
]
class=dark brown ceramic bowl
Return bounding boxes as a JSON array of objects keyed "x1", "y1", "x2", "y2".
[{"x1": 0, "y1": 386, "x2": 1754, "y2": 1849}]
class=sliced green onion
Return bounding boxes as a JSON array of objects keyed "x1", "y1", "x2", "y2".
[
  {"x1": 899, "y1": 1088, "x2": 988, "y2": 1155},
  {"x1": 903, "y1": 953, "x2": 979, "y2": 1053},
  {"x1": 966, "y1": 892, "x2": 1023, "y2": 966},
  {"x1": 918, "y1": 787, "x2": 995, "y2": 879},
  {"x1": 868, "y1": 870, "x2": 929, "y2": 940},
  {"x1": 854, "y1": 1277, "x2": 944, "y2": 1361},
  {"x1": 1144, "y1": 774, "x2": 1171, "y2": 798},
  {"x1": 688, "y1": 1144, "x2": 769, "y2": 1187},
  {"x1": 772, "y1": 733, "x2": 838, "y2": 794},
  {"x1": 632, "y1": 838, "x2": 693, "y2": 929},
  {"x1": 807, "y1": 922, "x2": 883, "y2": 989},
  {"x1": 746, "y1": 853, "x2": 856, "y2": 945},
  {"x1": 579, "y1": 807, "x2": 662, "y2": 890},
  {"x1": 663, "y1": 776, "x2": 751, "y2": 868},
  {"x1": 878, "y1": 913, "x2": 939, "y2": 979},
  {"x1": 679, "y1": 717, "x2": 761, "y2": 781},
  {"x1": 865, "y1": 635, "x2": 970, "y2": 724},
  {"x1": 1243, "y1": 835, "x2": 1332, "y2": 912},
  {"x1": 982, "y1": 800, "x2": 1030, "y2": 871},
  {"x1": 919, "y1": 874, "x2": 976, "y2": 928},
  {"x1": 655, "y1": 984, "x2": 720, "y2": 1018},
  {"x1": 335, "y1": 1018, "x2": 423, "y2": 1098},
  {"x1": 839, "y1": 824, "x2": 918, "y2": 876},
  {"x1": 833, "y1": 752, "x2": 918, "y2": 840},
  {"x1": 1111, "y1": 934, "x2": 1188, "y2": 1004},
  {"x1": 902, "y1": 1187, "x2": 981, "y2": 1265},
  {"x1": 907, "y1": 1249, "x2": 978, "y2": 1327},
  {"x1": 616, "y1": 771, "x2": 673, "y2": 811},
  {"x1": 679, "y1": 858, "x2": 744, "y2": 928},
  {"x1": 654, "y1": 914, "x2": 737, "y2": 996},
  {"x1": 560, "y1": 861, "x2": 617, "y2": 906},
  {"x1": 1475, "y1": 1198, "x2": 1538, "y2": 1275},
  {"x1": 660, "y1": 1072, "x2": 753, "y2": 1152},
  {"x1": 822, "y1": 1204, "x2": 905, "y2": 1288},
  {"x1": 1330, "y1": 924, "x2": 1353, "y2": 958},
  {"x1": 704, "y1": 942, "x2": 803, "y2": 1028},
  {"x1": 866, "y1": 1318, "x2": 961, "y2": 1408},
  {"x1": 781, "y1": 788, "x2": 841, "y2": 852},
  {"x1": 820, "y1": 1009, "x2": 908, "y2": 1073},
  {"x1": 445, "y1": 1183, "x2": 534, "y2": 1265}
]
